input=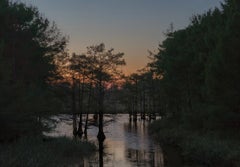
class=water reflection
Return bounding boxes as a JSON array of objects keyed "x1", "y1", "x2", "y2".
[
  {"x1": 126, "y1": 148, "x2": 164, "y2": 167},
  {"x1": 124, "y1": 118, "x2": 164, "y2": 167},
  {"x1": 45, "y1": 114, "x2": 164, "y2": 167},
  {"x1": 99, "y1": 141, "x2": 104, "y2": 167}
]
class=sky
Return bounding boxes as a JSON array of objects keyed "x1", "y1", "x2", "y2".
[{"x1": 21, "y1": 0, "x2": 224, "y2": 74}]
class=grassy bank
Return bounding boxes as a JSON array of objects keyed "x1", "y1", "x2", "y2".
[
  {"x1": 0, "y1": 136, "x2": 96, "y2": 167},
  {"x1": 149, "y1": 120, "x2": 240, "y2": 167}
]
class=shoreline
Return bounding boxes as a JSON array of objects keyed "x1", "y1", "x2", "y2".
[
  {"x1": 0, "y1": 135, "x2": 96, "y2": 167},
  {"x1": 149, "y1": 120, "x2": 240, "y2": 167}
]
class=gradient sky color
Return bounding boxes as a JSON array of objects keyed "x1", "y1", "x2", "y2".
[{"x1": 21, "y1": 0, "x2": 224, "y2": 74}]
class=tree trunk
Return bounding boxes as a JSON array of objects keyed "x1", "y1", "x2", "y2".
[
  {"x1": 133, "y1": 80, "x2": 138, "y2": 122},
  {"x1": 97, "y1": 81, "x2": 106, "y2": 142},
  {"x1": 72, "y1": 77, "x2": 77, "y2": 137},
  {"x1": 133, "y1": 96, "x2": 138, "y2": 122},
  {"x1": 84, "y1": 82, "x2": 93, "y2": 136},
  {"x1": 142, "y1": 88, "x2": 146, "y2": 120},
  {"x1": 77, "y1": 78, "x2": 83, "y2": 137},
  {"x1": 97, "y1": 110, "x2": 105, "y2": 142}
]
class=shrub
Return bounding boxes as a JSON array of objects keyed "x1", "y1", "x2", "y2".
[{"x1": 0, "y1": 136, "x2": 96, "y2": 167}]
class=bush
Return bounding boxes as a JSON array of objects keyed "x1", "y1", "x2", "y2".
[
  {"x1": 149, "y1": 120, "x2": 240, "y2": 167},
  {"x1": 0, "y1": 136, "x2": 96, "y2": 167}
]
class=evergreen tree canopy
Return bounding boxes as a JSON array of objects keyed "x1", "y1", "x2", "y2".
[{"x1": 0, "y1": 0, "x2": 68, "y2": 140}]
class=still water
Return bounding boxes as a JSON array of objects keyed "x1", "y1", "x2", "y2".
[{"x1": 45, "y1": 114, "x2": 165, "y2": 167}]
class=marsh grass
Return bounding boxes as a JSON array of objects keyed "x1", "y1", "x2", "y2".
[
  {"x1": 0, "y1": 136, "x2": 96, "y2": 167},
  {"x1": 149, "y1": 120, "x2": 240, "y2": 167}
]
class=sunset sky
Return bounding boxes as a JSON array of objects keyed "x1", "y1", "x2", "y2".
[{"x1": 22, "y1": 0, "x2": 223, "y2": 74}]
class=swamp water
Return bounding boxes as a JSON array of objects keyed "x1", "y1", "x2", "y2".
[{"x1": 45, "y1": 114, "x2": 180, "y2": 167}]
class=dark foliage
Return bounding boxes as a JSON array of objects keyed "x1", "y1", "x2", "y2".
[{"x1": 0, "y1": 0, "x2": 68, "y2": 141}]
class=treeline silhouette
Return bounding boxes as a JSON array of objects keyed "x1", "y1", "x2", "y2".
[
  {"x1": 148, "y1": 0, "x2": 240, "y2": 134},
  {"x1": 1, "y1": 0, "x2": 240, "y2": 165},
  {"x1": 0, "y1": 0, "x2": 127, "y2": 143},
  {"x1": 146, "y1": 0, "x2": 240, "y2": 166},
  {"x1": 130, "y1": 0, "x2": 240, "y2": 130},
  {"x1": 58, "y1": 44, "x2": 125, "y2": 140},
  {"x1": 0, "y1": 0, "x2": 68, "y2": 141}
]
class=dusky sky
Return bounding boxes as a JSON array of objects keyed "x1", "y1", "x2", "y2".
[{"x1": 21, "y1": 0, "x2": 223, "y2": 74}]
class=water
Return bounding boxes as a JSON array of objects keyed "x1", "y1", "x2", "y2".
[{"x1": 45, "y1": 114, "x2": 165, "y2": 167}]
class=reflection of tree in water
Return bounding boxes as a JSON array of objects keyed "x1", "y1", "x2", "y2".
[
  {"x1": 99, "y1": 141, "x2": 104, "y2": 167},
  {"x1": 124, "y1": 119, "x2": 164, "y2": 167},
  {"x1": 55, "y1": 114, "x2": 164, "y2": 166},
  {"x1": 84, "y1": 141, "x2": 113, "y2": 167},
  {"x1": 127, "y1": 148, "x2": 148, "y2": 166}
]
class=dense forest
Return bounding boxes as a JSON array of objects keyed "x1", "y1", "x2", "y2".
[
  {"x1": 1, "y1": 0, "x2": 240, "y2": 166},
  {"x1": 112, "y1": 0, "x2": 240, "y2": 166},
  {"x1": 0, "y1": 0, "x2": 69, "y2": 140},
  {"x1": 123, "y1": 0, "x2": 240, "y2": 131},
  {"x1": 145, "y1": 0, "x2": 240, "y2": 166},
  {"x1": 0, "y1": 1, "x2": 95, "y2": 166}
]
